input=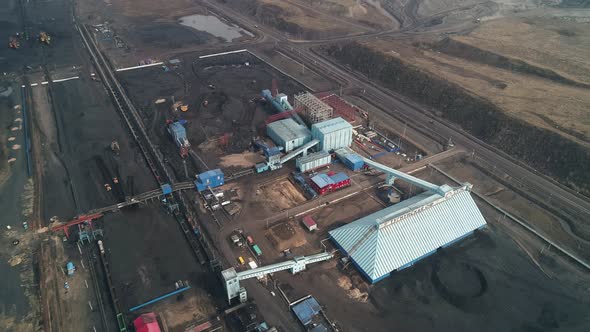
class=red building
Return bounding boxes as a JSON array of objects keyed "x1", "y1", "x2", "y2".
[
  {"x1": 134, "y1": 313, "x2": 161, "y2": 332},
  {"x1": 309, "y1": 172, "x2": 351, "y2": 195},
  {"x1": 302, "y1": 216, "x2": 318, "y2": 231}
]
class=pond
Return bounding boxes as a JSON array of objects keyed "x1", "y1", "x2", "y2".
[{"x1": 179, "y1": 14, "x2": 253, "y2": 42}]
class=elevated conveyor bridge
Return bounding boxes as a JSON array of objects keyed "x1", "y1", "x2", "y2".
[{"x1": 222, "y1": 252, "x2": 333, "y2": 303}]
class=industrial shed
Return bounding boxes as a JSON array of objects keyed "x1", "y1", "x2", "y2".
[
  {"x1": 311, "y1": 117, "x2": 352, "y2": 152},
  {"x1": 296, "y1": 150, "x2": 331, "y2": 172},
  {"x1": 329, "y1": 185, "x2": 487, "y2": 283},
  {"x1": 267, "y1": 118, "x2": 311, "y2": 152}
]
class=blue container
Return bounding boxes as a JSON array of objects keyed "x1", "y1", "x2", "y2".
[
  {"x1": 161, "y1": 184, "x2": 172, "y2": 195},
  {"x1": 66, "y1": 262, "x2": 75, "y2": 276},
  {"x1": 343, "y1": 154, "x2": 364, "y2": 171},
  {"x1": 255, "y1": 163, "x2": 269, "y2": 173}
]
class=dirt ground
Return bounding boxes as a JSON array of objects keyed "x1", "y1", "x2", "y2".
[
  {"x1": 434, "y1": 155, "x2": 590, "y2": 262},
  {"x1": 366, "y1": 16, "x2": 590, "y2": 145},
  {"x1": 266, "y1": 220, "x2": 307, "y2": 251},
  {"x1": 76, "y1": 0, "x2": 256, "y2": 67},
  {"x1": 258, "y1": 178, "x2": 307, "y2": 211},
  {"x1": 221, "y1": 0, "x2": 398, "y2": 39},
  {"x1": 102, "y1": 205, "x2": 223, "y2": 314},
  {"x1": 117, "y1": 51, "x2": 307, "y2": 178},
  {"x1": 269, "y1": 167, "x2": 590, "y2": 332}
]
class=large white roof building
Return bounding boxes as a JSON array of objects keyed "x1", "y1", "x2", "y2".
[{"x1": 329, "y1": 185, "x2": 487, "y2": 283}]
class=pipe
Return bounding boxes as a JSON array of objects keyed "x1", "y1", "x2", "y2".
[{"x1": 129, "y1": 286, "x2": 191, "y2": 312}]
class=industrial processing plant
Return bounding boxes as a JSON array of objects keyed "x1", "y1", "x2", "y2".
[{"x1": 12, "y1": 2, "x2": 590, "y2": 331}]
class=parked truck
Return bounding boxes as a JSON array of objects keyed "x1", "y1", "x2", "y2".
[{"x1": 252, "y1": 244, "x2": 262, "y2": 257}]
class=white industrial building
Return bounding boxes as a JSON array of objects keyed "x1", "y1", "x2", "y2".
[
  {"x1": 296, "y1": 150, "x2": 332, "y2": 172},
  {"x1": 329, "y1": 184, "x2": 487, "y2": 283},
  {"x1": 267, "y1": 118, "x2": 312, "y2": 152},
  {"x1": 311, "y1": 117, "x2": 353, "y2": 152}
]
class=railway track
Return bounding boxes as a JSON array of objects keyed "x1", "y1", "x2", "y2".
[
  {"x1": 77, "y1": 23, "x2": 167, "y2": 185},
  {"x1": 83, "y1": 244, "x2": 109, "y2": 331},
  {"x1": 76, "y1": 21, "x2": 214, "y2": 270},
  {"x1": 280, "y1": 45, "x2": 590, "y2": 222}
]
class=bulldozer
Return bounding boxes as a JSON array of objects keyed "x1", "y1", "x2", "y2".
[
  {"x1": 8, "y1": 37, "x2": 19, "y2": 49},
  {"x1": 39, "y1": 31, "x2": 51, "y2": 45}
]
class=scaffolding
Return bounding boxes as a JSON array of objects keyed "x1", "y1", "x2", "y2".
[{"x1": 295, "y1": 92, "x2": 333, "y2": 124}]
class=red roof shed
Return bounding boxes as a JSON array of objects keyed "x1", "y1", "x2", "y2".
[
  {"x1": 133, "y1": 313, "x2": 161, "y2": 332},
  {"x1": 302, "y1": 216, "x2": 318, "y2": 231}
]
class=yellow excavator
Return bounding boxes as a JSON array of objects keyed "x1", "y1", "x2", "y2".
[
  {"x1": 39, "y1": 31, "x2": 51, "y2": 45},
  {"x1": 172, "y1": 101, "x2": 189, "y2": 113}
]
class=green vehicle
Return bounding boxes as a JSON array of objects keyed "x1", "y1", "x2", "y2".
[{"x1": 252, "y1": 244, "x2": 262, "y2": 257}]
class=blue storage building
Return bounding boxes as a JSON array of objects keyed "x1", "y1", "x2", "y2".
[
  {"x1": 194, "y1": 169, "x2": 224, "y2": 192},
  {"x1": 335, "y1": 147, "x2": 364, "y2": 171},
  {"x1": 291, "y1": 296, "x2": 321, "y2": 326}
]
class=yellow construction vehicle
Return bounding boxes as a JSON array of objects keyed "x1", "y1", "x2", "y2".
[
  {"x1": 39, "y1": 31, "x2": 51, "y2": 45},
  {"x1": 172, "y1": 101, "x2": 189, "y2": 113}
]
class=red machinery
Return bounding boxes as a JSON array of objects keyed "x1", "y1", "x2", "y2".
[
  {"x1": 51, "y1": 213, "x2": 104, "y2": 238},
  {"x1": 262, "y1": 106, "x2": 303, "y2": 128}
]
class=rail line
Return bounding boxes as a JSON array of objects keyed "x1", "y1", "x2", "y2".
[
  {"x1": 429, "y1": 164, "x2": 590, "y2": 271},
  {"x1": 77, "y1": 23, "x2": 167, "y2": 185},
  {"x1": 278, "y1": 45, "x2": 590, "y2": 222},
  {"x1": 76, "y1": 19, "x2": 219, "y2": 316},
  {"x1": 83, "y1": 244, "x2": 109, "y2": 331}
]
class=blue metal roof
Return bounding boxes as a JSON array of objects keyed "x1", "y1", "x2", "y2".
[
  {"x1": 312, "y1": 117, "x2": 352, "y2": 134},
  {"x1": 329, "y1": 172, "x2": 349, "y2": 183},
  {"x1": 311, "y1": 173, "x2": 334, "y2": 189},
  {"x1": 329, "y1": 186, "x2": 487, "y2": 282},
  {"x1": 291, "y1": 297, "x2": 321, "y2": 326},
  {"x1": 199, "y1": 169, "x2": 223, "y2": 180},
  {"x1": 169, "y1": 122, "x2": 186, "y2": 138}
]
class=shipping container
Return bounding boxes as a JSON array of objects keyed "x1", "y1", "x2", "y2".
[
  {"x1": 296, "y1": 151, "x2": 332, "y2": 172},
  {"x1": 252, "y1": 244, "x2": 262, "y2": 256},
  {"x1": 311, "y1": 117, "x2": 353, "y2": 152},
  {"x1": 161, "y1": 183, "x2": 173, "y2": 195},
  {"x1": 246, "y1": 236, "x2": 254, "y2": 245},
  {"x1": 344, "y1": 154, "x2": 364, "y2": 171},
  {"x1": 255, "y1": 162, "x2": 269, "y2": 173}
]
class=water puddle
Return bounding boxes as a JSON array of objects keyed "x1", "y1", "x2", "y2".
[{"x1": 179, "y1": 14, "x2": 253, "y2": 42}]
